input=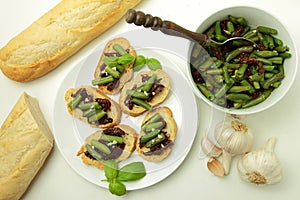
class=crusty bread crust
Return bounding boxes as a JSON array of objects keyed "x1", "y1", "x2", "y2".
[
  {"x1": 77, "y1": 124, "x2": 137, "y2": 169},
  {"x1": 119, "y1": 69, "x2": 170, "y2": 117},
  {"x1": 136, "y1": 107, "x2": 177, "y2": 162},
  {"x1": 0, "y1": 93, "x2": 53, "y2": 200},
  {"x1": 94, "y1": 37, "x2": 136, "y2": 94},
  {"x1": 64, "y1": 86, "x2": 121, "y2": 128},
  {"x1": 0, "y1": 0, "x2": 142, "y2": 82}
]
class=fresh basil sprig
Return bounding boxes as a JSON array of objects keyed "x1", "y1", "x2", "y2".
[
  {"x1": 133, "y1": 55, "x2": 162, "y2": 71},
  {"x1": 103, "y1": 160, "x2": 146, "y2": 196}
]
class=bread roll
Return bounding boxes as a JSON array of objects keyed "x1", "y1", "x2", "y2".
[
  {"x1": 136, "y1": 106, "x2": 177, "y2": 162},
  {"x1": 119, "y1": 69, "x2": 171, "y2": 116},
  {"x1": 0, "y1": 0, "x2": 142, "y2": 82},
  {"x1": 77, "y1": 124, "x2": 137, "y2": 169},
  {"x1": 94, "y1": 37, "x2": 136, "y2": 94},
  {"x1": 65, "y1": 86, "x2": 122, "y2": 128},
  {"x1": 0, "y1": 93, "x2": 53, "y2": 200}
]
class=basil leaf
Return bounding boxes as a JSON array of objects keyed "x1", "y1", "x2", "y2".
[
  {"x1": 133, "y1": 55, "x2": 146, "y2": 71},
  {"x1": 117, "y1": 162, "x2": 146, "y2": 182},
  {"x1": 103, "y1": 56, "x2": 118, "y2": 66},
  {"x1": 146, "y1": 58, "x2": 162, "y2": 70},
  {"x1": 118, "y1": 54, "x2": 135, "y2": 65},
  {"x1": 104, "y1": 160, "x2": 118, "y2": 182},
  {"x1": 109, "y1": 181, "x2": 127, "y2": 196}
]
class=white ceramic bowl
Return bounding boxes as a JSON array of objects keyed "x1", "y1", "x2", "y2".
[{"x1": 187, "y1": 5, "x2": 298, "y2": 115}]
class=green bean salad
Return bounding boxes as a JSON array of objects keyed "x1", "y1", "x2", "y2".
[{"x1": 190, "y1": 15, "x2": 291, "y2": 109}]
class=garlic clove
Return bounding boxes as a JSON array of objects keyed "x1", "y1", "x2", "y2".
[
  {"x1": 207, "y1": 157, "x2": 225, "y2": 177},
  {"x1": 237, "y1": 137, "x2": 283, "y2": 185},
  {"x1": 222, "y1": 150, "x2": 233, "y2": 175},
  {"x1": 201, "y1": 134, "x2": 222, "y2": 158}
]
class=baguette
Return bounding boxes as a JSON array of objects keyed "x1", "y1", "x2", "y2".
[
  {"x1": 0, "y1": 0, "x2": 142, "y2": 82},
  {"x1": 136, "y1": 106, "x2": 177, "y2": 162},
  {"x1": 94, "y1": 37, "x2": 136, "y2": 94},
  {"x1": 77, "y1": 124, "x2": 137, "y2": 169},
  {"x1": 65, "y1": 86, "x2": 121, "y2": 128},
  {"x1": 119, "y1": 69, "x2": 170, "y2": 116},
  {"x1": 0, "y1": 93, "x2": 53, "y2": 200}
]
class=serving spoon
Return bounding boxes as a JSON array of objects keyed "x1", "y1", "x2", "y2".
[{"x1": 125, "y1": 9, "x2": 257, "y2": 47}]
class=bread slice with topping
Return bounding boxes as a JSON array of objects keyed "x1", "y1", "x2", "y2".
[
  {"x1": 93, "y1": 37, "x2": 136, "y2": 94},
  {"x1": 77, "y1": 124, "x2": 137, "y2": 169},
  {"x1": 65, "y1": 86, "x2": 121, "y2": 128},
  {"x1": 136, "y1": 106, "x2": 177, "y2": 162},
  {"x1": 119, "y1": 69, "x2": 170, "y2": 117}
]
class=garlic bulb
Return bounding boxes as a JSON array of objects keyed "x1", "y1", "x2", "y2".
[
  {"x1": 214, "y1": 117, "x2": 253, "y2": 174},
  {"x1": 237, "y1": 137, "x2": 282, "y2": 185}
]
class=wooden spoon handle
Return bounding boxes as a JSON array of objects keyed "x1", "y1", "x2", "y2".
[{"x1": 125, "y1": 9, "x2": 209, "y2": 46}]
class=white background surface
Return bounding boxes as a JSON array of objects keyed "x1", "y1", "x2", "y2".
[{"x1": 0, "y1": 0, "x2": 299, "y2": 199}]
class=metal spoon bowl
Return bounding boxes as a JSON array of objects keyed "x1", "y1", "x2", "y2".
[{"x1": 125, "y1": 9, "x2": 258, "y2": 47}]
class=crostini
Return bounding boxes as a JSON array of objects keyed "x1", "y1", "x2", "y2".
[
  {"x1": 77, "y1": 124, "x2": 137, "y2": 169},
  {"x1": 93, "y1": 37, "x2": 136, "y2": 94},
  {"x1": 65, "y1": 86, "x2": 121, "y2": 128},
  {"x1": 136, "y1": 107, "x2": 177, "y2": 162},
  {"x1": 119, "y1": 69, "x2": 170, "y2": 117}
]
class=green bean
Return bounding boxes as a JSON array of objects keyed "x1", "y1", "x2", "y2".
[
  {"x1": 215, "y1": 20, "x2": 222, "y2": 36},
  {"x1": 253, "y1": 81, "x2": 260, "y2": 89},
  {"x1": 132, "y1": 98, "x2": 152, "y2": 110},
  {"x1": 273, "y1": 37, "x2": 284, "y2": 46},
  {"x1": 222, "y1": 65, "x2": 230, "y2": 84},
  {"x1": 214, "y1": 59, "x2": 223, "y2": 68},
  {"x1": 254, "y1": 50, "x2": 278, "y2": 58},
  {"x1": 240, "y1": 80, "x2": 255, "y2": 94},
  {"x1": 264, "y1": 72, "x2": 274, "y2": 79},
  {"x1": 206, "y1": 69, "x2": 223, "y2": 75},
  {"x1": 243, "y1": 29, "x2": 257, "y2": 39},
  {"x1": 226, "y1": 46, "x2": 254, "y2": 62},
  {"x1": 197, "y1": 83, "x2": 214, "y2": 100},
  {"x1": 126, "y1": 89, "x2": 149, "y2": 99},
  {"x1": 236, "y1": 63, "x2": 248, "y2": 79},
  {"x1": 100, "y1": 134, "x2": 124, "y2": 144},
  {"x1": 78, "y1": 102, "x2": 101, "y2": 110},
  {"x1": 145, "y1": 121, "x2": 164, "y2": 132},
  {"x1": 215, "y1": 79, "x2": 234, "y2": 99},
  {"x1": 226, "y1": 21, "x2": 235, "y2": 33},
  {"x1": 92, "y1": 75, "x2": 114, "y2": 86},
  {"x1": 263, "y1": 65, "x2": 275, "y2": 72},
  {"x1": 142, "y1": 74, "x2": 157, "y2": 92},
  {"x1": 226, "y1": 93, "x2": 252, "y2": 102},
  {"x1": 140, "y1": 129, "x2": 161, "y2": 143},
  {"x1": 268, "y1": 57, "x2": 283, "y2": 64},
  {"x1": 145, "y1": 134, "x2": 166, "y2": 148},
  {"x1": 105, "y1": 66, "x2": 120, "y2": 79},
  {"x1": 279, "y1": 52, "x2": 292, "y2": 58},
  {"x1": 88, "y1": 110, "x2": 106, "y2": 122},
  {"x1": 83, "y1": 109, "x2": 98, "y2": 118},
  {"x1": 257, "y1": 26, "x2": 278, "y2": 35},
  {"x1": 116, "y1": 65, "x2": 125, "y2": 73},
  {"x1": 141, "y1": 113, "x2": 162, "y2": 131},
  {"x1": 199, "y1": 58, "x2": 214, "y2": 71},
  {"x1": 68, "y1": 94, "x2": 82, "y2": 110},
  {"x1": 206, "y1": 75, "x2": 221, "y2": 88},
  {"x1": 236, "y1": 17, "x2": 247, "y2": 26},
  {"x1": 224, "y1": 63, "x2": 241, "y2": 69},
  {"x1": 256, "y1": 57, "x2": 273, "y2": 65},
  {"x1": 91, "y1": 139, "x2": 111, "y2": 155},
  {"x1": 228, "y1": 85, "x2": 251, "y2": 93},
  {"x1": 228, "y1": 15, "x2": 238, "y2": 24},
  {"x1": 275, "y1": 45, "x2": 289, "y2": 53},
  {"x1": 242, "y1": 89, "x2": 273, "y2": 108},
  {"x1": 272, "y1": 81, "x2": 281, "y2": 88},
  {"x1": 262, "y1": 71, "x2": 284, "y2": 89},
  {"x1": 85, "y1": 144, "x2": 103, "y2": 161},
  {"x1": 112, "y1": 44, "x2": 127, "y2": 55}
]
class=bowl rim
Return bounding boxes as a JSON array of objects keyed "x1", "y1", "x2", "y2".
[{"x1": 186, "y1": 5, "x2": 298, "y2": 115}]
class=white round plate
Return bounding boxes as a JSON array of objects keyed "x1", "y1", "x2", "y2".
[{"x1": 53, "y1": 29, "x2": 198, "y2": 190}]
